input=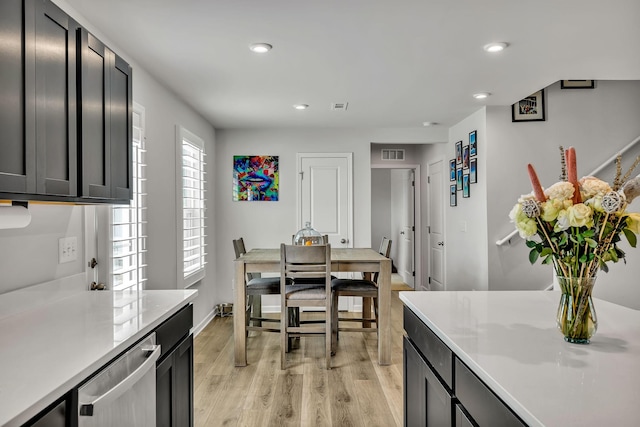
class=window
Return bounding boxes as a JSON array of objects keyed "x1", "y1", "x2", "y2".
[
  {"x1": 110, "y1": 104, "x2": 147, "y2": 292},
  {"x1": 177, "y1": 125, "x2": 207, "y2": 287},
  {"x1": 109, "y1": 103, "x2": 147, "y2": 344}
]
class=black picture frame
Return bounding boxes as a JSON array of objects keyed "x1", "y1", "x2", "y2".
[
  {"x1": 470, "y1": 158, "x2": 477, "y2": 183},
  {"x1": 462, "y1": 145, "x2": 470, "y2": 170},
  {"x1": 512, "y1": 89, "x2": 545, "y2": 122},
  {"x1": 455, "y1": 141, "x2": 463, "y2": 164},
  {"x1": 449, "y1": 159, "x2": 456, "y2": 181},
  {"x1": 463, "y1": 173, "x2": 470, "y2": 198},
  {"x1": 561, "y1": 80, "x2": 595, "y2": 89},
  {"x1": 450, "y1": 185, "x2": 457, "y2": 207},
  {"x1": 456, "y1": 168, "x2": 463, "y2": 191},
  {"x1": 469, "y1": 130, "x2": 477, "y2": 156}
]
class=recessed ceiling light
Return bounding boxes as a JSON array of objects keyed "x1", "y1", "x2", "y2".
[
  {"x1": 483, "y1": 42, "x2": 508, "y2": 53},
  {"x1": 473, "y1": 92, "x2": 491, "y2": 99},
  {"x1": 249, "y1": 43, "x2": 273, "y2": 53},
  {"x1": 422, "y1": 121, "x2": 438, "y2": 127},
  {"x1": 293, "y1": 104, "x2": 309, "y2": 110}
]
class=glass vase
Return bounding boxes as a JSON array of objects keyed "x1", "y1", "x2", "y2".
[{"x1": 556, "y1": 276, "x2": 598, "y2": 344}]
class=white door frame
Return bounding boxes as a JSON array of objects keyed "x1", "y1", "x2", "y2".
[
  {"x1": 371, "y1": 163, "x2": 421, "y2": 290},
  {"x1": 296, "y1": 152, "x2": 354, "y2": 247}
]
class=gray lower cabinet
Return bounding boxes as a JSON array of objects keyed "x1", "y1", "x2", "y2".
[
  {"x1": 403, "y1": 306, "x2": 526, "y2": 427},
  {"x1": 155, "y1": 304, "x2": 194, "y2": 427}
]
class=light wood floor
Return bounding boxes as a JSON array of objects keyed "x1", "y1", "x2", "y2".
[{"x1": 193, "y1": 290, "x2": 408, "y2": 427}]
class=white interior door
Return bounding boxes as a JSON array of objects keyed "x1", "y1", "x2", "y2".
[
  {"x1": 297, "y1": 153, "x2": 353, "y2": 310},
  {"x1": 428, "y1": 160, "x2": 445, "y2": 291},
  {"x1": 398, "y1": 170, "x2": 415, "y2": 287}
]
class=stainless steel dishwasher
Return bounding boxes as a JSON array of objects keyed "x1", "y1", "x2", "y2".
[{"x1": 77, "y1": 333, "x2": 160, "y2": 427}]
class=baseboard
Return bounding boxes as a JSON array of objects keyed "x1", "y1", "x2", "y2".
[{"x1": 192, "y1": 308, "x2": 217, "y2": 337}]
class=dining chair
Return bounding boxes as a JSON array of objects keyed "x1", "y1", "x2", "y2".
[
  {"x1": 233, "y1": 238, "x2": 283, "y2": 332},
  {"x1": 331, "y1": 237, "x2": 392, "y2": 348},
  {"x1": 280, "y1": 243, "x2": 333, "y2": 370}
]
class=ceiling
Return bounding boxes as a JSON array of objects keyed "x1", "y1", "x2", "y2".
[{"x1": 62, "y1": 0, "x2": 640, "y2": 131}]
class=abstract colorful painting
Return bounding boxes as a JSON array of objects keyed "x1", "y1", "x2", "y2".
[{"x1": 233, "y1": 155, "x2": 279, "y2": 201}]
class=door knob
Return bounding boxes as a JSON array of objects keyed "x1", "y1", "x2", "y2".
[
  {"x1": 340, "y1": 238, "x2": 347, "y2": 244},
  {"x1": 437, "y1": 241, "x2": 444, "y2": 246},
  {"x1": 400, "y1": 231, "x2": 405, "y2": 235}
]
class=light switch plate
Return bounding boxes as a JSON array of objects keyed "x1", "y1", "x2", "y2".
[{"x1": 59, "y1": 236, "x2": 78, "y2": 264}]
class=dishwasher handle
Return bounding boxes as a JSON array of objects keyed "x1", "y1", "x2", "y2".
[{"x1": 79, "y1": 344, "x2": 161, "y2": 416}]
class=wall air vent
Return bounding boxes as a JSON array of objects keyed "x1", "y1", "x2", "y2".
[
  {"x1": 381, "y1": 149, "x2": 405, "y2": 161},
  {"x1": 331, "y1": 102, "x2": 348, "y2": 111}
]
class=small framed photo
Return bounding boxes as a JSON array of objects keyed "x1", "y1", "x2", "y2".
[
  {"x1": 470, "y1": 158, "x2": 477, "y2": 183},
  {"x1": 512, "y1": 90, "x2": 545, "y2": 122},
  {"x1": 456, "y1": 168, "x2": 463, "y2": 191},
  {"x1": 449, "y1": 159, "x2": 456, "y2": 181},
  {"x1": 561, "y1": 80, "x2": 595, "y2": 89},
  {"x1": 463, "y1": 174, "x2": 470, "y2": 198},
  {"x1": 455, "y1": 141, "x2": 463, "y2": 164},
  {"x1": 450, "y1": 185, "x2": 457, "y2": 207},
  {"x1": 462, "y1": 145, "x2": 470, "y2": 170},
  {"x1": 469, "y1": 130, "x2": 477, "y2": 156}
]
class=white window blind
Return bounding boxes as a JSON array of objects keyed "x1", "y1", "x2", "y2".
[
  {"x1": 177, "y1": 126, "x2": 207, "y2": 287},
  {"x1": 110, "y1": 106, "x2": 147, "y2": 292}
]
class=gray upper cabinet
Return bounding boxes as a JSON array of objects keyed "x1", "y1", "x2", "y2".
[
  {"x1": 78, "y1": 29, "x2": 132, "y2": 202},
  {"x1": 0, "y1": 0, "x2": 35, "y2": 195},
  {"x1": 0, "y1": 0, "x2": 131, "y2": 204}
]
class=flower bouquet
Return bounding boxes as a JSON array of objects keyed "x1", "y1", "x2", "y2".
[{"x1": 510, "y1": 146, "x2": 640, "y2": 343}]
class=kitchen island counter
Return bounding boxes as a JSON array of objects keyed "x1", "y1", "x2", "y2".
[
  {"x1": 0, "y1": 286, "x2": 197, "y2": 427},
  {"x1": 400, "y1": 291, "x2": 640, "y2": 426}
]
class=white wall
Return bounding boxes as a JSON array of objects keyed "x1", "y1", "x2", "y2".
[
  {"x1": 371, "y1": 169, "x2": 391, "y2": 254},
  {"x1": 487, "y1": 80, "x2": 640, "y2": 308},
  {"x1": 444, "y1": 108, "x2": 489, "y2": 291}
]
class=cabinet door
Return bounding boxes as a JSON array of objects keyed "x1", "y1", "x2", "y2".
[
  {"x1": 0, "y1": 0, "x2": 35, "y2": 195},
  {"x1": 78, "y1": 29, "x2": 111, "y2": 199},
  {"x1": 156, "y1": 334, "x2": 194, "y2": 427},
  {"x1": 110, "y1": 54, "x2": 132, "y2": 201},
  {"x1": 404, "y1": 336, "x2": 453, "y2": 427},
  {"x1": 32, "y1": 0, "x2": 77, "y2": 196}
]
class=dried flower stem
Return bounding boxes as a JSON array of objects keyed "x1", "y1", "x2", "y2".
[
  {"x1": 613, "y1": 155, "x2": 623, "y2": 191},
  {"x1": 620, "y1": 155, "x2": 640, "y2": 187},
  {"x1": 559, "y1": 145, "x2": 567, "y2": 181},
  {"x1": 566, "y1": 147, "x2": 582, "y2": 204}
]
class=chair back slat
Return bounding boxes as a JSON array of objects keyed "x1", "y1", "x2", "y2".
[
  {"x1": 281, "y1": 244, "x2": 331, "y2": 289},
  {"x1": 372, "y1": 237, "x2": 392, "y2": 283}
]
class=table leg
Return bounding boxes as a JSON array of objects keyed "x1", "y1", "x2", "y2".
[
  {"x1": 234, "y1": 260, "x2": 247, "y2": 366},
  {"x1": 378, "y1": 259, "x2": 391, "y2": 365}
]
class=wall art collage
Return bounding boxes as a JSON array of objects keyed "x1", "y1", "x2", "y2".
[{"x1": 450, "y1": 130, "x2": 477, "y2": 207}]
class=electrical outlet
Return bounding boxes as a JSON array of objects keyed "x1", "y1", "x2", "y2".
[{"x1": 59, "y1": 236, "x2": 78, "y2": 264}]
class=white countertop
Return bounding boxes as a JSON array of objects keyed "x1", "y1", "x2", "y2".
[
  {"x1": 0, "y1": 287, "x2": 197, "y2": 427},
  {"x1": 399, "y1": 291, "x2": 640, "y2": 427}
]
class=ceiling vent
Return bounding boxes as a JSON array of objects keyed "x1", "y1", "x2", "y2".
[
  {"x1": 381, "y1": 149, "x2": 405, "y2": 161},
  {"x1": 331, "y1": 102, "x2": 348, "y2": 111}
]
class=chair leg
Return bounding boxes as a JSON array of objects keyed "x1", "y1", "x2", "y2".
[
  {"x1": 281, "y1": 299, "x2": 288, "y2": 370},
  {"x1": 331, "y1": 291, "x2": 338, "y2": 354},
  {"x1": 325, "y1": 301, "x2": 332, "y2": 370},
  {"x1": 252, "y1": 295, "x2": 263, "y2": 328},
  {"x1": 362, "y1": 296, "x2": 372, "y2": 329}
]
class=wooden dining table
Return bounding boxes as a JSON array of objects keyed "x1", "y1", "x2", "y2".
[{"x1": 234, "y1": 247, "x2": 392, "y2": 366}]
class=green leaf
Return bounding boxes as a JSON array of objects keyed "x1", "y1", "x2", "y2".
[
  {"x1": 529, "y1": 248, "x2": 539, "y2": 264},
  {"x1": 583, "y1": 229, "x2": 595, "y2": 238},
  {"x1": 584, "y1": 237, "x2": 598, "y2": 248},
  {"x1": 579, "y1": 254, "x2": 588, "y2": 263},
  {"x1": 543, "y1": 255, "x2": 554, "y2": 265},
  {"x1": 525, "y1": 240, "x2": 538, "y2": 248},
  {"x1": 623, "y1": 228, "x2": 637, "y2": 248},
  {"x1": 540, "y1": 247, "x2": 552, "y2": 257},
  {"x1": 559, "y1": 233, "x2": 568, "y2": 246}
]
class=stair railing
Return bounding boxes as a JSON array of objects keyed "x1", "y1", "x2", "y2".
[{"x1": 496, "y1": 135, "x2": 640, "y2": 246}]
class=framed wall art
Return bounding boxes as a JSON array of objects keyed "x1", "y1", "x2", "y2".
[
  {"x1": 232, "y1": 155, "x2": 279, "y2": 201},
  {"x1": 561, "y1": 80, "x2": 595, "y2": 89},
  {"x1": 449, "y1": 159, "x2": 456, "y2": 181},
  {"x1": 512, "y1": 90, "x2": 545, "y2": 122},
  {"x1": 455, "y1": 141, "x2": 463, "y2": 164},
  {"x1": 469, "y1": 130, "x2": 477, "y2": 156},
  {"x1": 456, "y1": 168, "x2": 463, "y2": 191},
  {"x1": 463, "y1": 173, "x2": 470, "y2": 198},
  {"x1": 450, "y1": 185, "x2": 457, "y2": 207},
  {"x1": 462, "y1": 145, "x2": 470, "y2": 170},
  {"x1": 470, "y1": 158, "x2": 477, "y2": 184}
]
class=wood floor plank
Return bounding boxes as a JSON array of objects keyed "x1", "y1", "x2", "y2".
[{"x1": 193, "y1": 290, "x2": 408, "y2": 427}]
